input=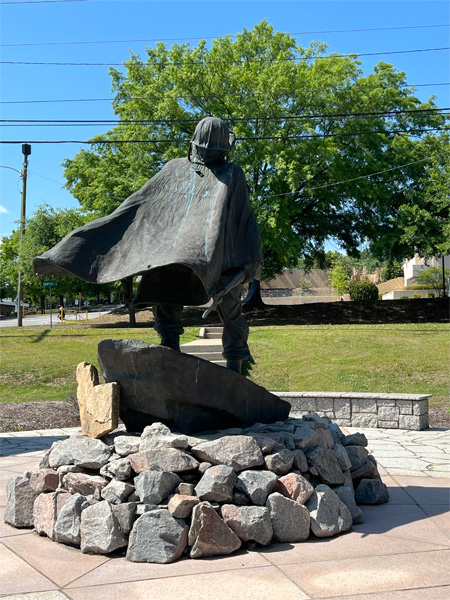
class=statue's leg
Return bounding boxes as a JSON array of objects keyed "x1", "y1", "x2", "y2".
[
  {"x1": 216, "y1": 278, "x2": 250, "y2": 374},
  {"x1": 153, "y1": 304, "x2": 183, "y2": 351}
]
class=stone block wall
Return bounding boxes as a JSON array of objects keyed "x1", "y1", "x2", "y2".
[{"x1": 272, "y1": 392, "x2": 430, "y2": 430}]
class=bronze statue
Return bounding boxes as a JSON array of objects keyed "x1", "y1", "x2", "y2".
[{"x1": 34, "y1": 117, "x2": 263, "y2": 373}]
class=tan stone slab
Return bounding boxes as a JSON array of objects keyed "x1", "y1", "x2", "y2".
[
  {"x1": 65, "y1": 566, "x2": 309, "y2": 600},
  {"x1": 66, "y1": 549, "x2": 268, "y2": 588},
  {"x1": 76, "y1": 362, "x2": 119, "y2": 439},
  {"x1": 279, "y1": 549, "x2": 450, "y2": 598},
  {"x1": 1, "y1": 593, "x2": 69, "y2": 600},
  {"x1": 321, "y1": 585, "x2": 450, "y2": 600},
  {"x1": 0, "y1": 519, "x2": 31, "y2": 539},
  {"x1": 2, "y1": 532, "x2": 109, "y2": 587},
  {"x1": 421, "y1": 505, "x2": 450, "y2": 537},
  {"x1": 260, "y1": 528, "x2": 449, "y2": 565},
  {"x1": 391, "y1": 475, "x2": 450, "y2": 504},
  {"x1": 0, "y1": 456, "x2": 41, "y2": 468},
  {"x1": 0, "y1": 541, "x2": 57, "y2": 596}
]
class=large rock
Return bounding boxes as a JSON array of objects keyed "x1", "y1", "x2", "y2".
[
  {"x1": 113, "y1": 435, "x2": 140, "y2": 456},
  {"x1": 355, "y1": 479, "x2": 390, "y2": 504},
  {"x1": 97, "y1": 339, "x2": 290, "y2": 434},
  {"x1": 54, "y1": 493, "x2": 89, "y2": 546},
  {"x1": 334, "y1": 485, "x2": 363, "y2": 525},
  {"x1": 221, "y1": 504, "x2": 273, "y2": 545},
  {"x1": 168, "y1": 494, "x2": 200, "y2": 518},
  {"x1": 29, "y1": 469, "x2": 59, "y2": 494},
  {"x1": 235, "y1": 470, "x2": 277, "y2": 506},
  {"x1": 195, "y1": 465, "x2": 236, "y2": 503},
  {"x1": 127, "y1": 510, "x2": 188, "y2": 563},
  {"x1": 345, "y1": 446, "x2": 370, "y2": 471},
  {"x1": 139, "y1": 422, "x2": 189, "y2": 451},
  {"x1": 134, "y1": 471, "x2": 181, "y2": 504},
  {"x1": 266, "y1": 492, "x2": 310, "y2": 543},
  {"x1": 48, "y1": 437, "x2": 111, "y2": 470},
  {"x1": 76, "y1": 361, "x2": 120, "y2": 439},
  {"x1": 4, "y1": 476, "x2": 38, "y2": 528},
  {"x1": 188, "y1": 502, "x2": 241, "y2": 558},
  {"x1": 274, "y1": 473, "x2": 314, "y2": 504},
  {"x1": 191, "y1": 436, "x2": 264, "y2": 472},
  {"x1": 100, "y1": 457, "x2": 132, "y2": 481},
  {"x1": 62, "y1": 472, "x2": 108, "y2": 498},
  {"x1": 80, "y1": 501, "x2": 128, "y2": 554},
  {"x1": 264, "y1": 449, "x2": 295, "y2": 475},
  {"x1": 101, "y1": 480, "x2": 135, "y2": 505},
  {"x1": 306, "y1": 447, "x2": 345, "y2": 485},
  {"x1": 129, "y1": 448, "x2": 199, "y2": 473},
  {"x1": 33, "y1": 491, "x2": 71, "y2": 540},
  {"x1": 306, "y1": 484, "x2": 353, "y2": 538}
]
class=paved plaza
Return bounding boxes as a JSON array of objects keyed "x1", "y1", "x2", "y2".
[{"x1": 1, "y1": 423, "x2": 449, "y2": 600}]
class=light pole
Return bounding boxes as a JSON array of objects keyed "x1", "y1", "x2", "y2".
[{"x1": 17, "y1": 144, "x2": 31, "y2": 327}]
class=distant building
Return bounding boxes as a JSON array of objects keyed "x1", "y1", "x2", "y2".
[
  {"x1": 403, "y1": 255, "x2": 450, "y2": 287},
  {"x1": 0, "y1": 299, "x2": 29, "y2": 317}
]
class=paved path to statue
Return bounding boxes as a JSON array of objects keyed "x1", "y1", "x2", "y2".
[
  {"x1": 0, "y1": 307, "x2": 120, "y2": 328},
  {"x1": 1, "y1": 423, "x2": 449, "y2": 599}
]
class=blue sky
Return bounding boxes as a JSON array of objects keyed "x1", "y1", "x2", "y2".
[{"x1": 0, "y1": 0, "x2": 449, "y2": 239}]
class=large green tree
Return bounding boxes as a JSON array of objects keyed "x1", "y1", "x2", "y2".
[{"x1": 63, "y1": 21, "x2": 447, "y2": 280}]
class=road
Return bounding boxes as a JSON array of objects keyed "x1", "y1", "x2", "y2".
[{"x1": 0, "y1": 307, "x2": 120, "y2": 328}]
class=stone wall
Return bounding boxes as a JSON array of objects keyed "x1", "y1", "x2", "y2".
[{"x1": 273, "y1": 392, "x2": 430, "y2": 430}]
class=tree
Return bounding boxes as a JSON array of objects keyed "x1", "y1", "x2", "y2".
[
  {"x1": 62, "y1": 21, "x2": 447, "y2": 281},
  {"x1": 328, "y1": 255, "x2": 352, "y2": 297},
  {"x1": 415, "y1": 267, "x2": 450, "y2": 289},
  {"x1": 380, "y1": 259, "x2": 404, "y2": 282}
]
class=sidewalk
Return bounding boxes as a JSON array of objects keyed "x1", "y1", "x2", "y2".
[{"x1": 1, "y1": 425, "x2": 449, "y2": 600}]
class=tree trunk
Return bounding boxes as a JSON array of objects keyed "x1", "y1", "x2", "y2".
[
  {"x1": 40, "y1": 295, "x2": 46, "y2": 314},
  {"x1": 242, "y1": 280, "x2": 266, "y2": 311},
  {"x1": 121, "y1": 277, "x2": 136, "y2": 327}
]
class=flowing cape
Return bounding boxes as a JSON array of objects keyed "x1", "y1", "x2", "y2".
[{"x1": 33, "y1": 157, "x2": 262, "y2": 305}]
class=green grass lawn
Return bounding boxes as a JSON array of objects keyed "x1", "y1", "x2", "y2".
[{"x1": 0, "y1": 322, "x2": 448, "y2": 409}]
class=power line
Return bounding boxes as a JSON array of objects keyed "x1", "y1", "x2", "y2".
[
  {"x1": 1, "y1": 107, "x2": 448, "y2": 126},
  {"x1": 1, "y1": 23, "x2": 449, "y2": 47},
  {"x1": 1, "y1": 126, "x2": 448, "y2": 144},
  {"x1": 1, "y1": 82, "x2": 449, "y2": 105},
  {"x1": 2, "y1": 46, "x2": 449, "y2": 67}
]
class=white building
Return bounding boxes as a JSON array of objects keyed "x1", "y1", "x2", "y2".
[{"x1": 403, "y1": 254, "x2": 450, "y2": 287}]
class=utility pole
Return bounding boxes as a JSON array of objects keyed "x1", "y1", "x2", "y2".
[{"x1": 17, "y1": 144, "x2": 31, "y2": 327}]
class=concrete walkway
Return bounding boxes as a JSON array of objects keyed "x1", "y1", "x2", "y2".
[{"x1": 1, "y1": 425, "x2": 449, "y2": 600}]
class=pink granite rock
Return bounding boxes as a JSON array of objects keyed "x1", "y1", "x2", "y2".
[
  {"x1": 33, "y1": 491, "x2": 71, "y2": 540},
  {"x1": 188, "y1": 502, "x2": 241, "y2": 558},
  {"x1": 274, "y1": 473, "x2": 314, "y2": 504},
  {"x1": 168, "y1": 494, "x2": 200, "y2": 518}
]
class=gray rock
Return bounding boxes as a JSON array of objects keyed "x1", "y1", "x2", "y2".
[
  {"x1": 235, "y1": 470, "x2": 278, "y2": 506},
  {"x1": 264, "y1": 449, "x2": 295, "y2": 475},
  {"x1": 62, "y1": 472, "x2": 108, "y2": 498},
  {"x1": 342, "y1": 433, "x2": 368, "y2": 447},
  {"x1": 351, "y1": 458, "x2": 379, "y2": 482},
  {"x1": 221, "y1": 504, "x2": 273, "y2": 545},
  {"x1": 306, "y1": 448, "x2": 345, "y2": 485},
  {"x1": 247, "y1": 433, "x2": 277, "y2": 454},
  {"x1": 334, "y1": 485, "x2": 363, "y2": 524},
  {"x1": 355, "y1": 479, "x2": 389, "y2": 504},
  {"x1": 306, "y1": 484, "x2": 353, "y2": 538},
  {"x1": 198, "y1": 462, "x2": 213, "y2": 474},
  {"x1": 188, "y1": 502, "x2": 241, "y2": 558},
  {"x1": 274, "y1": 473, "x2": 314, "y2": 504},
  {"x1": 54, "y1": 493, "x2": 89, "y2": 546},
  {"x1": 191, "y1": 436, "x2": 264, "y2": 472},
  {"x1": 266, "y1": 492, "x2": 310, "y2": 542},
  {"x1": 127, "y1": 510, "x2": 188, "y2": 563},
  {"x1": 302, "y1": 413, "x2": 330, "y2": 428},
  {"x1": 139, "y1": 422, "x2": 189, "y2": 451},
  {"x1": 129, "y1": 448, "x2": 199, "y2": 474},
  {"x1": 293, "y1": 425, "x2": 318, "y2": 450},
  {"x1": 176, "y1": 482, "x2": 195, "y2": 496},
  {"x1": 80, "y1": 501, "x2": 128, "y2": 554},
  {"x1": 48, "y1": 437, "x2": 111, "y2": 470},
  {"x1": 333, "y1": 444, "x2": 352, "y2": 470},
  {"x1": 345, "y1": 446, "x2": 369, "y2": 471},
  {"x1": 195, "y1": 465, "x2": 236, "y2": 503},
  {"x1": 98, "y1": 339, "x2": 290, "y2": 434},
  {"x1": 328, "y1": 422, "x2": 344, "y2": 444},
  {"x1": 4, "y1": 476, "x2": 38, "y2": 528},
  {"x1": 111, "y1": 502, "x2": 139, "y2": 534},
  {"x1": 113, "y1": 435, "x2": 141, "y2": 456},
  {"x1": 292, "y1": 449, "x2": 308, "y2": 472},
  {"x1": 134, "y1": 471, "x2": 181, "y2": 504},
  {"x1": 29, "y1": 469, "x2": 59, "y2": 494},
  {"x1": 315, "y1": 427, "x2": 335, "y2": 449},
  {"x1": 100, "y1": 457, "x2": 132, "y2": 481},
  {"x1": 233, "y1": 492, "x2": 251, "y2": 505},
  {"x1": 101, "y1": 479, "x2": 135, "y2": 505}
]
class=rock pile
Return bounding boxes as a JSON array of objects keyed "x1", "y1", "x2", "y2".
[{"x1": 4, "y1": 414, "x2": 389, "y2": 564}]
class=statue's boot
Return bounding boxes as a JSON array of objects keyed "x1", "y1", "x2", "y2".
[
  {"x1": 160, "y1": 333, "x2": 180, "y2": 352},
  {"x1": 226, "y1": 359, "x2": 243, "y2": 374}
]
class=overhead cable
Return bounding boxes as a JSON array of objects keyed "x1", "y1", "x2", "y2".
[
  {"x1": 2, "y1": 46, "x2": 449, "y2": 67},
  {"x1": 1, "y1": 126, "x2": 448, "y2": 144},
  {"x1": 1, "y1": 23, "x2": 449, "y2": 46}
]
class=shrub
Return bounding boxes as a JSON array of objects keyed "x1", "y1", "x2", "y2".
[
  {"x1": 427, "y1": 292, "x2": 435, "y2": 298},
  {"x1": 403, "y1": 284, "x2": 442, "y2": 290},
  {"x1": 412, "y1": 294, "x2": 421, "y2": 299},
  {"x1": 399, "y1": 296, "x2": 409, "y2": 300},
  {"x1": 348, "y1": 280, "x2": 379, "y2": 302}
]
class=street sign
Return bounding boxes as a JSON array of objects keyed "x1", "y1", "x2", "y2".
[{"x1": 43, "y1": 281, "x2": 58, "y2": 287}]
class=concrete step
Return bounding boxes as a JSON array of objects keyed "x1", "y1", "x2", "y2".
[
  {"x1": 182, "y1": 351, "x2": 224, "y2": 361},
  {"x1": 199, "y1": 326, "x2": 223, "y2": 339}
]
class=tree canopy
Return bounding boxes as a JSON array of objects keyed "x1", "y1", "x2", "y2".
[{"x1": 58, "y1": 21, "x2": 447, "y2": 279}]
